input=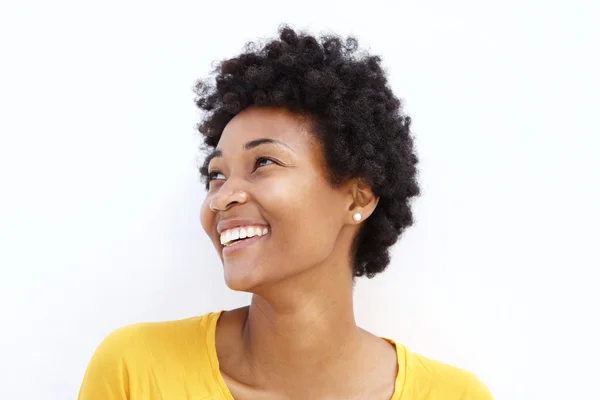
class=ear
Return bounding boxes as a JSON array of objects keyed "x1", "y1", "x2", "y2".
[{"x1": 347, "y1": 178, "x2": 379, "y2": 223}]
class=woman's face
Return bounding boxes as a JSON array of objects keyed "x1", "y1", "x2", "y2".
[{"x1": 200, "y1": 107, "x2": 354, "y2": 292}]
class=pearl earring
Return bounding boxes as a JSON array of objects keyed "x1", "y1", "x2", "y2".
[{"x1": 352, "y1": 212, "x2": 362, "y2": 222}]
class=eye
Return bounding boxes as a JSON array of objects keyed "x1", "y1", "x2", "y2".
[
  {"x1": 254, "y1": 156, "x2": 277, "y2": 169},
  {"x1": 208, "y1": 170, "x2": 225, "y2": 181}
]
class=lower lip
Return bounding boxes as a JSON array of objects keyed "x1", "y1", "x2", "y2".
[{"x1": 222, "y1": 233, "x2": 267, "y2": 256}]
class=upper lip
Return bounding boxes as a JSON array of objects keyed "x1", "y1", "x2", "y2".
[{"x1": 217, "y1": 218, "x2": 269, "y2": 234}]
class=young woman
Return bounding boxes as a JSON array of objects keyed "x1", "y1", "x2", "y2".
[{"x1": 79, "y1": 26, "x2": 493, "y2": 400}]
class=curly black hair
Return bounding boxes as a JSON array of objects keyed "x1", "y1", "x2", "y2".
[{"x1": 194, "y1": 26, "x2": 420, "y2": 278}]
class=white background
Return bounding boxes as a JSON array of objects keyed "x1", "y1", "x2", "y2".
[{"x1": 1, "y1": 1, "x2": 598, "y2": 399}]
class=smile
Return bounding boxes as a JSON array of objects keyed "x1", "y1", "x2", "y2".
[
  {"x1": 221, "y1": 228, "x2": 269, "y2": 257},
  {"x1": 220, "y1": 225, "x2": 270, "y2": 247}
]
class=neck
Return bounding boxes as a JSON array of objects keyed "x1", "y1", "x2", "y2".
[{"x1": 241, "y1": 265, "x2": 364, "y2": 387}]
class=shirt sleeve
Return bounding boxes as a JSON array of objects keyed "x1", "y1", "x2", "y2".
[
  {"x1": 462, "y1": 372, "x2": 494, "y2": 399},
  {"x1": 78, "y1": 326, "x2": 134, "y2": 400}
]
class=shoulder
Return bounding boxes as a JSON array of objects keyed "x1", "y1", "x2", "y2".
[
  {"x1": 95, "y1": 313, "x2": 215, "y2": 360},
  {"x1": 400, "y1": 346, "x2": 493, "y2": 399},
  {"x1": 79, "y1": 312, "x2": 221, "y2": 399}
]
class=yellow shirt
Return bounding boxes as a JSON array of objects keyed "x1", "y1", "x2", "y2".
[{"x1": 79, "y1": 311, "x2": 493, "y2": 399}]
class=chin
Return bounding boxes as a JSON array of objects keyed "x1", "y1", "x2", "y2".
[
  {"x1": 223, "y1": 265, "x2": 291, "y2": 295},
  {"x1": 222, "y1": 268, "x2": 264, "y2": 293},
  {"x1": 224, "y1": 277, "x2": 257, "y2": 293}
]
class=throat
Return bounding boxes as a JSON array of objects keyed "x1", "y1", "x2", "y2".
[{"x1": 242, "y1": 302, "x2": 364, "y2": 371}]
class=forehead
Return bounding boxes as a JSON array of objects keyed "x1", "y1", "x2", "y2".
[{"x1": 216, "y1": 107, "x2": 315, "y2": 152}]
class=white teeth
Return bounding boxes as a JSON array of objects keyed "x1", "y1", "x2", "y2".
[
  {"x1": 219, "y1": 225, "x2": 269, "y2": 246},
  {"x1": 220, "y1": 226, "x2": 269, "y2": 246}
]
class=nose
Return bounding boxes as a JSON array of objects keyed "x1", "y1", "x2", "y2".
[{"x1": 209, "y1": 187, "x2": 249, "y2": 212}]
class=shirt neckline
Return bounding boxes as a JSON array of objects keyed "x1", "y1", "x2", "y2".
[{"x1": 205, "y1": 310, "x2": 406, "y2": 400}]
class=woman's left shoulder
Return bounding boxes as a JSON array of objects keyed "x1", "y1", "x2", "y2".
[{"x1": 398, "y1": 344, "x2": 494, "y2": 399}]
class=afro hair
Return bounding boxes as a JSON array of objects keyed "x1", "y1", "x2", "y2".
[{"x1": 195, "y1": 25, "x2": 420, "y2": 278}]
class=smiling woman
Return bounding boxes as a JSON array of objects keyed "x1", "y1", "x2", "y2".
[
  {"x1": 200, "y1": 107, "x2": 375, "y2": 293},
  {"x1": 78, "y1": 26, "x2": 493, "y2": 400}
]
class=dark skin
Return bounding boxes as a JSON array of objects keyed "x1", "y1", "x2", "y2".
[{"x1": 200, "y1": 107, "x2": 398, "y2": 400}]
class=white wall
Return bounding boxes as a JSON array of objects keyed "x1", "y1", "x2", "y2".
[{"x1": 1, "y1": 1, "x2": 598, "y2": 399}]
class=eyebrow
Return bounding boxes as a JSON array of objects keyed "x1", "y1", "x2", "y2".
[
  {"x1": 205, "y1": 138, "x2": 295, "y2": 166},
  {"x1": 244, "y1": 138, "x2": 295, "y2": 152}
]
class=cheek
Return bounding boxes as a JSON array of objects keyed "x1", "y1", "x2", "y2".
[{"x1": 262, "y1": 177, "x2": 345, "y2": 262}]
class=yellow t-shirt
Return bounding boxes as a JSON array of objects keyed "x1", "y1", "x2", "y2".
[{"x1": 79, "y1": 311, "x2": 493, "y2": 399}]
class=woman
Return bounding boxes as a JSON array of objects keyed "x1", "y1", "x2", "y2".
[{"x1": 79, "y1": 26, "x2": 493, "y2": 399}]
